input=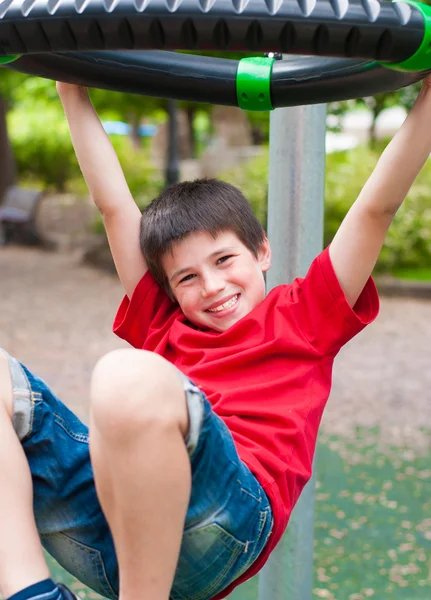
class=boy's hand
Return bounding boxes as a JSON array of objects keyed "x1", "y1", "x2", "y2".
[
  {"x1": 421, "y1": 73, "x2": 431, "y2": 90},
  {"x1": 56, "y1": 81, "x2": 83, "y2": 92},
  {"x1": 56, "y1": 81, "x2": 89, "y2": 100}
]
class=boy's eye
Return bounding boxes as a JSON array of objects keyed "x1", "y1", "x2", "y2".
[
  {"x1": 179, "y1": 273, "x2": 195, "y2": 284},
  {"x1": 217, "y1": 255, "x2": 233, "y2": 265}
]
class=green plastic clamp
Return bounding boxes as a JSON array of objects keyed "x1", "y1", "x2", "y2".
[
  {"x1": 236, "y1": 57, "x2": 275, "y2": 111},
  {"x1": 382, "y1": 1, "x2": 431, "y2": 71},
  {"x1": 0, "y1": 55, "x2": 21, "y2": 65}
]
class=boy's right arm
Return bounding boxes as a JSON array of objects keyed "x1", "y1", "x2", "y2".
[{"x1": 57, "y1": 82, "x2": 147, "y2": 298}]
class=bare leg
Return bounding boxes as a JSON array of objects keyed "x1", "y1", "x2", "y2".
[
  {"x1": 89, "y1": 349, "x2": 191, "y2": 600},
  {"x1": 0, "y1": 353, "x2": 50, "y2": 598}
]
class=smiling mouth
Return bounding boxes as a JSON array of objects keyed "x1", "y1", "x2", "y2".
[{"x1": 206, "y1": 294, "x2": 239, "y2": 313}]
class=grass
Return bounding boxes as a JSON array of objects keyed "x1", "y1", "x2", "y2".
[{"x1": 46, "y1": 428, "x2": 431, "y2": 599}]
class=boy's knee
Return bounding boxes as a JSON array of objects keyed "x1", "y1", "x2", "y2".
[{"x1": 90, "y1": 348, "x2": 188, "y2": 438}]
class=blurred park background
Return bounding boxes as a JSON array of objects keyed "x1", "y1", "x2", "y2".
[{"x1": 0, "y1": 61, "x2": 431, "y2": 599}]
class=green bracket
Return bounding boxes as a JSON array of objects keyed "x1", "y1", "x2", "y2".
[
  {"x1": 381, "y1": 1, "x2": 431, "y2": 72},
  {"x1": 0, "y1": 55, "x2": 21, "y2": 65},
  {"x1": 236, "y1": 57, "x2": 275, "y2": 111}
]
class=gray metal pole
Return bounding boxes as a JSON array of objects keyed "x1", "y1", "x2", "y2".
[{"x1": 257, "y1": 102, "x2": 327, "y2": 600}]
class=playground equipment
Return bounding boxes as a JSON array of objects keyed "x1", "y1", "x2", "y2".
[
  {"x1": 0, "y1": 0, "x2": 431, "y2": 107},
  {"x1": 2, "y1": 1, "x2": 431, "y2": 598}
]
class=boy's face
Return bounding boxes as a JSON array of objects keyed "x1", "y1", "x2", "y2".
[{"x1": 162, "y1": 230, "x2": 271, "y2": 332}]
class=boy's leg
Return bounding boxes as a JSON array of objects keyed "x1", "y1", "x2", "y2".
[
  {"x1": 172, "y1": 371, "x2": 274, "y2": 600},
  {"x1": 89, "y1": 348, "x2": 192, "y2": 600},
  {"x1": 0, "y1": 352, "x2": 50, "y2": 598},
  {"x1": 0, "y1": 348, "x2": 118, "y2": 599}
]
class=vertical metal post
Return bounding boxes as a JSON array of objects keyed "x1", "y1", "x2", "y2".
[
  {"x1": 165, "y1": 99, "x2": 180, "y2": 186},
  {"x1": 257, "y1": 102, "x2": 327, "y2": 599}
]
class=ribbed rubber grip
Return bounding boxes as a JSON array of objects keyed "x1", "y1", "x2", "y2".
[{"x1": 0, "y1": 0, "x2": 424, "y2": 59}]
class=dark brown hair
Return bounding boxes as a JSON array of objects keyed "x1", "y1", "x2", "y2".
[{"x1": 140, "y1": 178, "x2": 265, "y2": 293}]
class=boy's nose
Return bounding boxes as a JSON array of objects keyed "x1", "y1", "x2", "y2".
[{"x1": 201, "y1": 274, "x2": 225, "y2": 297}]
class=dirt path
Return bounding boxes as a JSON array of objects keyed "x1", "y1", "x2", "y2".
[{"x1": 1, "y1": 246, "x2": 430, "y2": 450}]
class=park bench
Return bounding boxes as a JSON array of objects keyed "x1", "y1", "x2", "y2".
[{"x1": 0, "y1": 186, "x2": 45, "y2": 247}]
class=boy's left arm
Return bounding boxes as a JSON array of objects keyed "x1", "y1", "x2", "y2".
[{"x1": 329, "y1": 77, "x2": 431, "y2": 308}]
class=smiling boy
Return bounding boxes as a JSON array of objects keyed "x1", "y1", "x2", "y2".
[
  {"x1": 140, "y1": 178, "x2": 271, "y2": 331},
  {"x1": 162, "y1": 230, "x2": 268, "y2": 331},
  {"x1": 0, "y1": 78, "x2": 431, "y2": 600}
]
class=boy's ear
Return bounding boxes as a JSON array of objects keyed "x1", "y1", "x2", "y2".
[{"x1": 257, "y1": 236, "x2": 271, "y2": 272}]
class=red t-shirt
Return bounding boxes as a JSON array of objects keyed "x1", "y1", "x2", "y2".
[{"x1": 113, "y1": 246, "x2": 379, "y2": 597}]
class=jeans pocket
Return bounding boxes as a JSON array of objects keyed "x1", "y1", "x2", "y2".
[
  {"x1": 42, "y1": 533, "x2": 118, "y2": 600},
  {"x1": 228, "y1": 506, "x2": 272, "y2": 586},
  {"x1": 171, "y1": 522, "x2": 246, "y2": 600}
]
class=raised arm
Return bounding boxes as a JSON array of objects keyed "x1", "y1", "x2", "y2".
[
  {"x1": 329, "y1": 77, "x2": 431, "y2": 307},
  {"x1": 57, "y1": 82, "x2": 147, "y2": 298}
]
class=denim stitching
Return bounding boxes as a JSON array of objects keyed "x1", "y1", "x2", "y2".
[
  {"x1": 227, "y1": 507, "x2": 271, "y2": 591},
  {"x1": 243, "y1": 508, "x2": 267, "y2": 561},
  {"x1": 238, "y1": 484, "x2": 262, "y2": 504},
  {"x1": 194, "y1": 539, "x2": 243, "y2": 600},
  {"x1": 263, "y1": 515, "x2": 274, "y2": 548},
  {"x1": 194, "y1": 508, "x2": 270, "y2": 600},
  {"x1": 256, "y1": 508, "x2": 268, "y2": 543},
  {"x1": 199, "y1": 512, "x2": 267, "y2": 600},
  {"x1": 173, "y1": 524, "x2": 245, "y2": 600},
  {"x1": 53, "y1": 413, "x2": 89, "y2": 443},
  {"x1": 44, "y1": 531, "x2": 117, "y2": 598}
]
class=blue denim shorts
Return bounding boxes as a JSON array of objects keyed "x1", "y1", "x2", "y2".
[{"x1": 3, "y1": 349, "x2": 273, "y2": 600}]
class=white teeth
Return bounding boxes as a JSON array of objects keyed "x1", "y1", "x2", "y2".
[{"x1": 207, "y1": 295, "x2": 238, "y2": 313}]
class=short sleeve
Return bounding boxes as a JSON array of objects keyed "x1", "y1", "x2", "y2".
[
  {"x1": 113, "y1": 270, "x2": 180, "y2": 349},
  {"x1": 283, "y1": 246, "x2": 379, "y2": 356}
]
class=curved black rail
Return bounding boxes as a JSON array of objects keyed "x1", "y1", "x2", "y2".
[{"x1": 5, "y1": 51, "x2": 428, "y2": 108}]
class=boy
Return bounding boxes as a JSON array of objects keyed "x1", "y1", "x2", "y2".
[{"x1": 0, "y1": 77, "x2": 430, "y2": 600}]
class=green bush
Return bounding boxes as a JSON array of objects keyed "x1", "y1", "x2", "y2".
[
  {"x1": 324, "y1": 145, "x2": 378, "y2": 246},
  {"x1": 221, "y1": 142, "x2": 431, "y2": 274},
  {"x1": 8, "y1": 105, "x2": 81, "y2": 192},
  {"x1": 88, "y1": 136, "x2": 163, "y2": 236},
  {"x1": 325, "y1": 142, "x2": 431, "y2": 272},
  {"x1": 221, "y1": 150, "x2": 269, "y2": 229},
  {"x1": 69, "y1": 136, "x2": 163, "y2": 214},
  {"x1": 8, "y1": 103, "x2": 163, "y2": 199},
  {"x1": 108, "y1": 135, "x2": 163, "y2": 205}
]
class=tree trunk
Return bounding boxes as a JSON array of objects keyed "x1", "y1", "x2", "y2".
[
  {"x1": 185, "y1": 105, "x2": 196, "y2": 159},
  {"x1": 368, "y1": 98, "x2": 385, "y2": 148},
  {"x1": 369, "y1": 112, "x2": 378, "y2": 148},
  {"x1": 129, "y1": 114, "x2": 142, "y2": 150},
  {"x1": 0, "y1": 94, "x2": 16, "y2": 200}
]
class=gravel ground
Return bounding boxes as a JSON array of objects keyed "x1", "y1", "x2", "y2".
[{"x1": 1, "y1": 244, "x2": 430, "y2": 452}]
